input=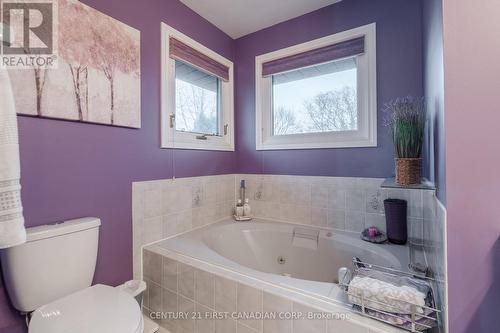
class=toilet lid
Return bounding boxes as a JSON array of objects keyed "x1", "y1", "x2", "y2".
[{"x1": 29, "y1": 284, "x2": 143, "y2": 333}]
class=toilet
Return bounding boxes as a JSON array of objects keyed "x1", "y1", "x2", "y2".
[{"x1": 0, "y1": 217, "x2": 143, "y2": 333}]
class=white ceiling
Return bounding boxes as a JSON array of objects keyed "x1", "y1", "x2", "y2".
[{"x1": 179, "y1": 0, "x2": 342, "y2": 39}]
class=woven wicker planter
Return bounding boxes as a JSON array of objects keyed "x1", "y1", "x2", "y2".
[{"x1": 395, "y1": 158, "x2": 422, "y2": 185}]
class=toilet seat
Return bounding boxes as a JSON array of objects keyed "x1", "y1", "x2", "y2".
[{"x1": 29, "y1": 284, "x2": 143, "y2": 333}]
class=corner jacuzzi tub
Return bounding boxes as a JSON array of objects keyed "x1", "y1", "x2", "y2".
[{"x1": 150, "y1": 219, "x2": 409, "y2": 304}]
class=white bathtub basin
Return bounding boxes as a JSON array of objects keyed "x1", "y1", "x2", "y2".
[
  {"x1": 203, "y1": 221, "x2": 405, "y2": 283},
  {"x1": 153, "y1": 218, "x2": 409, "y2": 303}
]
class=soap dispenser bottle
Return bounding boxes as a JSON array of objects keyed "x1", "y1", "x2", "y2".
[{"x1": 235, "y1": 199, "x2": 244, "y2": 217}]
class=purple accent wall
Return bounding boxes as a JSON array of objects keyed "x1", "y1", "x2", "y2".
[
  {"x1": 443, "y1": 0, "x2": 500, "y2": 332},
  {"x1": 0, "y1": 0, "x2": 234, "y2": 331},
  {"x1": 233, "y1": 0, "x2": 423, "y2": 177},
  {"x1": 422, "y1": 0, "x2": 446, "y2": 204}
]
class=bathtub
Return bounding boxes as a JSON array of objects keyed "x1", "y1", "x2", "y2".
[{"x1": 151, "y1": 218, "x2": 409, "y2": 305}]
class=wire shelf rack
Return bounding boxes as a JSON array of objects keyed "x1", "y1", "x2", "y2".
[{"x1": 339, "y1": 258, "x2": 441, "y2": 332}]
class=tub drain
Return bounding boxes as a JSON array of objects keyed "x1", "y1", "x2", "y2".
[{"x1": 277, "y1": 256, "x2": 286, "y2": 264}]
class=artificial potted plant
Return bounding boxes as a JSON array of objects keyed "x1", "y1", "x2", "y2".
[{"x1": 385, "y1": 96, "x2": 426, "y2": 185}]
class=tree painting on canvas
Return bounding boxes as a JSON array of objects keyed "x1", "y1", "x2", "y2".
[{"x1": 8, "y1": 0, "x2": 141, "y2": 128}]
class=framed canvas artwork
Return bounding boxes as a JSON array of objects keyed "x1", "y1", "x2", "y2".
[{"x1": 7, "y1": 0, "x2": 141, "y2": 128}]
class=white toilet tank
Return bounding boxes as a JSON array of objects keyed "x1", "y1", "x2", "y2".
[{"x1": 0, "y1": 217, "x2": 101, "y2": 313}]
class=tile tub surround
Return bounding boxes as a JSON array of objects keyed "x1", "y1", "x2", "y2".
[
  {"x1": 133, "y1": 174, "x2": 435, "y2": 277},
  {"x1": 134, "y1": 174, "x2": 446, "y2": 331},
  {"x1": 235, "y1": 174, "x2": 433, "y2": 240},
  {"x1": 132, "y1": 175, "x2": 235, "y2": 279},
  {"x1": 142, "y1": 247, "x2": 404, "y2": 333}
]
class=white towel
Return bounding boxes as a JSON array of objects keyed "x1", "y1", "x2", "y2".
[
  {"x1": 0, "y1": 69, "x2": 26, "y2": 248},
  {"x1": 348, "y1": 275, "x2": 427, "y2": 315}
]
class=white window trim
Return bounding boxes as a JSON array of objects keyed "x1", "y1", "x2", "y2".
[
  {"x1": 161, "y1": 23, "x2": 234, "y2": 151},
  {"x1": 255, "y1": 23, "x2": 377, "y2": 150}
]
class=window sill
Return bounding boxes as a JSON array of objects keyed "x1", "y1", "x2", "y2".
[
  {"x1": 256, "y1": 142, "x2": 377, "y2": 150},
  {"x1": 161, "y1": 140, "x2": 234, "y2": 151},
  {"x1": 256, "y1": 132, "x2": 377, "y2": 150}
]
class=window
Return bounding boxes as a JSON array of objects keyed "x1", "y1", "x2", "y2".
[
  {"x1": 256, "y1": 23, "x2": 377, "y2": 150},
  {"x1": 272, "y1": 57, "x2": 357, "y2": 135},
  {"x1": 161, "y1": 23, "x2": 234, "y2": 151},
  {"x1": 175, "y1": 61, "x2": 221, "y2": 135}
]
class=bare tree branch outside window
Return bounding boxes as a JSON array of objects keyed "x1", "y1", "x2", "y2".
[
  {"x1": 175, "y1": 79, "x2": 218, "y2": 135},
  {"x1": 273, "y1": 86, "x2": 357, "y2": 135},
  {"x1": 273, "y1": 106, "x2": 300, "y2": 135},
  {"x1": 304, "y1": 86, "x2": 357, "y2": 132}
]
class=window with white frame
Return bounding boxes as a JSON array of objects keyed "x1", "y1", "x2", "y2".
[
  {"x1": 161, "y1": 23, "x2": 234, "y2": 151},
  {"x1": 255, "y1": 23, "x2": 377, "y2": 150}
]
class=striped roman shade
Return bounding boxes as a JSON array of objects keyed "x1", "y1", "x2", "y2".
[
  {"x1": 262, "y1": 36, "x2": 365, "y2": 77},
  {"x1": 169, "y1": 37, "x2": 229, "y2": 81}
]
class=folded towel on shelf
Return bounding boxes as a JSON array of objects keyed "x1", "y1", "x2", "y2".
[
  {"x1": 347, "y1": 268, "x2": 430, "y2": 315},
  {"x1": 0, "y1": 69, "x2": 26, "y2": 248}
]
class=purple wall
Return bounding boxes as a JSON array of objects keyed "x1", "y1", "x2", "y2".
[
  {"x1": 422, "y1": 0, "x2": 446, "y2": 204},
  {"x1": 233, "y1": 0, "x2": 423, "y2": 177},
  {"x1": 0, "y1": 0, "x2": 234, "y2": 331},
  {"x1": 443, "y1": 0, "x2": 500, "y2": 332}
]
